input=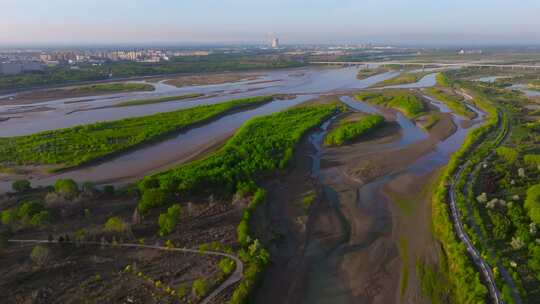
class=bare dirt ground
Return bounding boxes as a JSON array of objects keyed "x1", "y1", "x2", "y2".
[
  {"x1": 254, "y1": 97, "x2": 456, "y2": 304},
  {"x1": 0, "y1": 188, "x2": 244, "y2": 304}
]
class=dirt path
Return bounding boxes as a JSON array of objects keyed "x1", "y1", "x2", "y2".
[{"x1": 7, "y1": 239, "x2": 243, "y2": 304}]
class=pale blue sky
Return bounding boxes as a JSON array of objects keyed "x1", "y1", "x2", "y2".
[{"x1": 2, "y1": 0, "x2": 539, "y2": 45}]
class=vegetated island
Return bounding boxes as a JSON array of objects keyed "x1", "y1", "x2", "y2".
[
  {"x1": 324, "y1": 114, "x2": 385, "y2": 146},
  {"x1": 371, "y1": 71, "x2": 431, "y2": 88},
  {"x1": 116, "y1": 93, "x2": 205, "y2": 107},
  {"x1": 355, "y1": 90, "x2": 426, "y2": 118},
  {"x1": 356, "y1": 67, "x2": 392, "y2": 80},
  {"x1": 0, "y1": 96, "x2": 274, "y2": 170}
]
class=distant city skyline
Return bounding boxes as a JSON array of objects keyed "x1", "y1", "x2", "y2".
[{"x1": 2, "y1": 0, "x2": 540, "y2": 46}]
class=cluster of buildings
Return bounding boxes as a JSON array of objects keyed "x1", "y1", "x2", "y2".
[
  {"x1": 38, "y1": 49, "x2": 178, "y2": 65},
  {"x1": 0, "y1": 48, "x2": 213, "y2": 75}
]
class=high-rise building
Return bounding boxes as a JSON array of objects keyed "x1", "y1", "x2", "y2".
[{"x1": 271, "y1": 37, "x2": 280, "y2": 49}]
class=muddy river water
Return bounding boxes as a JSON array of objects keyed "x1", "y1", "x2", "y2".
[{"x1": 0, "y1": 67, "x2": 438, "y2": 192}]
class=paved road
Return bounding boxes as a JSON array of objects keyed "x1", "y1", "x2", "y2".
[
  {"x1": 8, "y1": 239, "x2": 243, "y2": 304},
  {"x1": 311, "y1": 61, "x2": 540, "y2": 70}
]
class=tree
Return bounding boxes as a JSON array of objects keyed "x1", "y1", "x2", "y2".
[
  {"x1": 30, "y1": 245, "x2": 52, "y2": 267},
  {"x1": 12, "y1": 179, "x2": 31, "y2": 193},
  {"x1": 138, "y1": 189, "x2": 170, "y2": 215},
  {"x1": 54, "y1": 179, "x2": 79, "y2": 199},
  {"x1": 104, "y1": 217, "x2": 127, "y2": 233},
  {"x1": 218, "y1": 258, "x2": 235, "y2": 275},
  {"x1": 158, "y1": 204, "x2": 181, "y2": 236},
  {"x1": 0, "y1": 209, "x2": 17, "y2": 225},
  {"x1": 17, "y1": 200, "x2": 45, "y2": 222}
]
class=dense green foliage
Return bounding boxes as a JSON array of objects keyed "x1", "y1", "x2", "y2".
[
  {"x1": 525, "y1": 184, "x2": 540, "y2": 224},
  {"x1": 524, "y1": 154, "x2": 540, "y2": 167},
  {"x1": 11, "y1": 179, "x2": 31, "y2": 192},
  {"x1": 158, "y1": 204, "x2": 181, "y2": 236},
  {"x1": 138, "y1": 103, "x2": 339, "y2": 211},
  {"x1": 495, "y1": 147, "x2": 519, "y2": 163},
  {"x1": 355, "y1": 90, "x2": 425, "y2": 118},
  {"x1": 1, "y1": 199, "x2": 51, "y2": 227},
  {"x1": 73, "y1": 82, "x2": 154, "y2": 93},
  {"x1": 0, "y1": 96, "x2": 273, "y2": 169},
  {"x1": 324, "y1": 114, "x2": 385, "y2": 146},
  {"x1": 116, "y1": 93, "x2": 204, "y2": 107},
  {"x1": 424, "y1": 87, "x2": 476, "y2": 119},
  {"x1": 372, "y1": 71, "x2": 430, "y2": 87},
  {"x1": 0, "y1": 53, "x2": 304, "y2": 92}
]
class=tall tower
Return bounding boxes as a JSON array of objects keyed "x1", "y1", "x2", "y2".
[{"x1": 271, "y1": 37, "x2": 280, "y2": 49}]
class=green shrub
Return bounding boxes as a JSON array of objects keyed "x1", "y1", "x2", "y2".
[
  {"x1": 12, "y1": 179, "x2": 31, "y2": 192},
  {"x1": 104, "y1": 216, "x2": 127, "y2": 233},
  {"x1": 54, "y1": 179, "x2": 79, "y2": 198},
  {"x1": 219, "y1": 258, "x2": 235, "y2": 275},
  {"x1": 325, "y1": 115, "x2": 384, "y2": 146},
  {"x1": 158, "y1": 204, "x2": 181, "y2": 236}
]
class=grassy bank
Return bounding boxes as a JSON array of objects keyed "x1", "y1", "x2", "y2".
[
  {"x1": 74, "y1": 82, "x2": 155, "y2": 93},
  {"x1": 324, "y1": 114, "x2": 385, "y2": 146},
  {"x1": 0, "y1": 96, "x2": 274, "y2": 169},
  {"x1": 355, "y1": 90, "x2": 425, "y2": 118},
  {"x1": 116, "y1": 93, "x2": 204, "y2": 107},
  {"x1": 371, "y1": 71, "x2": 431, "y2": 88},
  {"x1": 424, "y1": 88, "x2": 476, "y2": 119}
]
